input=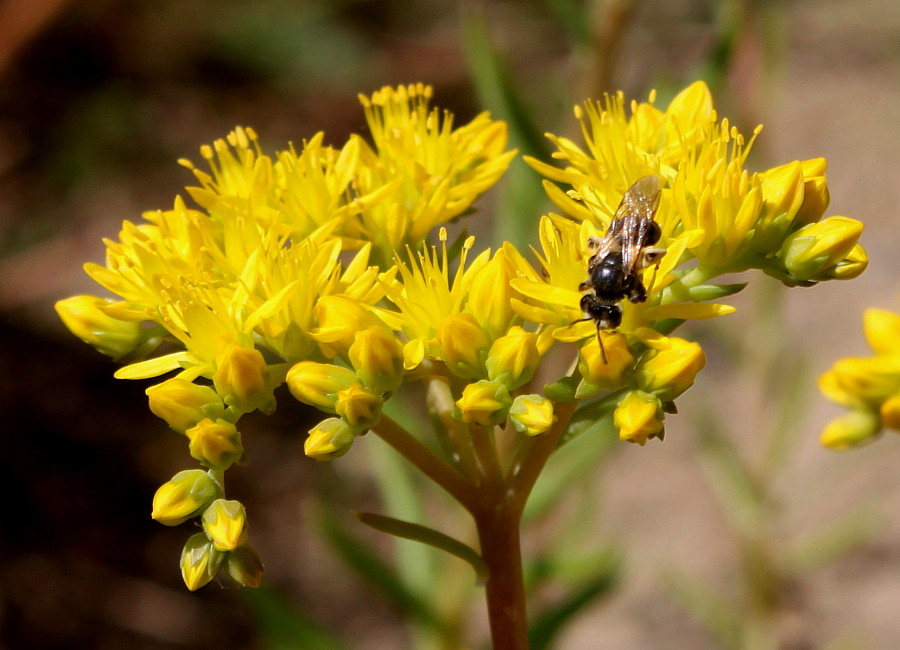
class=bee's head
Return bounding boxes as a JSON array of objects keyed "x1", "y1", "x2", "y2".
[{"x1": 580, "y1": 294, "x2": 622, "y2": 330}]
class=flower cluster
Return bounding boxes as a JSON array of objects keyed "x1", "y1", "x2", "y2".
[
  {"x1": 56, "y1": 81, "x2": 866, "y2": 589},
  {"x1": 819, "y1": 308, "x2": 900, "y2": 449},
  {"x1": 56, "y1": 84, "x2": 515, "y2": 589},
  {"x1": 520, "y1": 81, "x2": 866, "y2": 442}
]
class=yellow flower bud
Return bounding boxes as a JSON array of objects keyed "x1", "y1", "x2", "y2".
[
  {"x1": 469, "y1": 249, "x2": 517, "y2": 339},
  {"x1": 817, "y1": 243, "x2": 867, "y2": 281},
  {"x1": 780, "y1": 216, "x2": 864, "y2": 282},
  {"x1": 151, "y1": 470, "x2": 221, "y2": 526},
  {"x1": 305, "y1": 417, "x2": 358, "y2": 461},
  {"x1": 794, "y1": 161, "x2": 830, "y2": 226},
  {"x1": 202, "y1": 499, "x2": 249, "y2": 552},
  {"x1": 881, "y1": 395, "x2": 900, "y2": 431},
  {"x1": 577, "y1": 333, "x2": 633, "y2": 396},
  {"x1": 437, "y1": 313, "x2": 491, "y2": 379},
  {"x1": 213, "y1": 345, "x2": 274, "y2": 414},
  {"x1": 54, "y1": 295, "x2": 144, "y2": 359},
  {"x1": 820, "y1": 410, "x2": 880, "y2": 449},
  {"x1": 865, "y1": 308, "x2": 900, "y2": 356},
  {"x1": 335, "y1": 384, "x2": 383, "y2": 429},
  {"x1": 186, "y1": 418, "x2": 244, "y2": 469},
  {"x1": 486, "y1": 327, "x2": 540, "y2": 390},
  {"x1": 180, "y1": 532, "x2": 226, "y2": 591},
  {"x1": 508, "y1": 394, "x2": 556, "y2": 436},
  {"x1": 146, "y1": 378, "x2": 225, "y2": 434},
  {"x1": 759, "y1": 160, "x2": 805, "y2": 229},
  {"x1": 614, "y1": 390, "x2": 665, "y2": 445},
  {"x1": 225, "y1": 544, "x2": 265, "y2": 588},
  {"x1": 455, "y1": 380, "x2": 512, "y2": 427},
  {"x1": 637, "y1": 338, "x2": 706, "y2": 401},
  {"x1": 313, "y1": 296, "x2": 384, "y2": 356},
  {"x1": 286, "y1": 361, "x2": 360, "y2": 412},
  {"x1": 348, "y1": 326, "x2": 404, "y2": 394},
  {"x1": 821, "y1": 357, "x2": 900, "y2": 409}
]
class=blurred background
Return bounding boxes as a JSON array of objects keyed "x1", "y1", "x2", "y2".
[{"x1": 1, "y1": 0, "x2": 899, "y2": 647}]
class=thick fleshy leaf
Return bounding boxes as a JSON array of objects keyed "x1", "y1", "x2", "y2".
[{"x1": 355, "y1": 512, "x2": 488, "y2": 586}]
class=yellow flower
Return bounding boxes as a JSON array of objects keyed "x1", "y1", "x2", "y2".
[
  {"x1": 576, "y1": 332, "x2": 634, "y2": 396},
  {"x1": 510, "y1": 214, "x2": 734, "y2": 343},
  {"x1": 305, "y1": 417, "x2": 359, "y2": 461},
  {"x1": 151, "y1": 470, "x2": 221, "y2": 526},
  {"x1": 636, "y1": 335, "x2": 706, "y2": 402},
  {"x1": 778, "y1": 216, "x2": 864, "y2": 283},
  {"x1": 312, "y1": 295, "x2": 386, "y2": 358},
  {"x1": 485, "y1": 326, "x2": 540, "y2": 390},
  {"x1": 820, "y1": 307, "x2": 900, "y2": 447},
  {"x1": 820, "y1": 410, "x2": 880, "y2": 449},
  {"x1": 334, "y1": 384, "x2": 383, "y2": 429},
  {"x1": 509, "y1": 394, "x2": 556, "y2": 436},
  {"x1": 180, "y1": 126, "x2": 359, "y2": 243},
  {"x1": 202, "y1": 499, "x2": 249, "y2": 552},
  {"x1": 468, "y1": 246, "x2": 520, "y2": 340},
  {"x1": 286, "y1": 361, "x2": 360, "y2": 413},
  {"x1": 351, "y1": 84, "x2": 516, "y2": 256},
  {"x1": 379, "y1": 230, "x2": 491, "y2": 367},
  {"x1": 455, "y1": 380, "x2": 512, "y2": 427},
  {"x1": 186, "y1": 418, "x2": 244, "y2": 469},
  {"x1": 614, "y1": 390, "x2": 665, "y2": 445},
  {"x1": 146, "y1": 378, "x2": 225, "y2": 434},
  {"x1": 213, "y1": 344, "x2": 274, "y2": 414},
  {"x1": 348, "y1": 325, "x2": 405, "y2": 395},
  {"x1": 437, "y1": 313, "x2": 492, "y2": 379},
  {"x1": 54, "y1": 295, "x2": 146, "y2": 359},
  {"x1": 524, "y1": 82, "x2": 717, "y2": 216},
  {"x1": 180, "y1": 532, "x2": 226, "y2": 591}
]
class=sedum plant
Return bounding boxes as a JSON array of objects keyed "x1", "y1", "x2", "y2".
[{"x1": 56, "y1": 81, "x2": 865, "y2": 648}]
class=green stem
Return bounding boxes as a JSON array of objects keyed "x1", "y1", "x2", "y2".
[{"x1": 371, "y1": 415, "x2": 481, "y2": 513}]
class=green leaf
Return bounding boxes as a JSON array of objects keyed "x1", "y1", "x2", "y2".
[
  {"x1": 242, "y1": 586, "x2": 347, "y2": 650},
  {"x1": 355, "y1": 511, "x2": 488, "y2": 586}
]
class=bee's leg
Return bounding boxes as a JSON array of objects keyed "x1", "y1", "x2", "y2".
[
  {"x1": 578, "y1": 279, "x2": 591, "y2": 291},
  {"x1": 587, "y1": 236, "x2": 603, "y2": 253},
  {"x1": 629, "y1": 283, "x2": 648, "y2": 303}
]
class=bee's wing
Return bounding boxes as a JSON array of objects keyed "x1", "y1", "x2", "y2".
[{"x1": 611, "y1": 175, "x2": 663, "y2": 272}]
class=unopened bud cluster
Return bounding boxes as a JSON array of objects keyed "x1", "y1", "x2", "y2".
[{"x1": 820, "y1": 309, "x2": 900, "y2": 449}]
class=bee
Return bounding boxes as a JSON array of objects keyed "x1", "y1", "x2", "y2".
[{"x1": 578, "y1": 174, "x2": 666, "y2": 363}]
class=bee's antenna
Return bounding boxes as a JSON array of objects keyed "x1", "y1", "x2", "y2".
[{"x1": 596, "y1": 326, "x2": 608, "y2": 364}]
